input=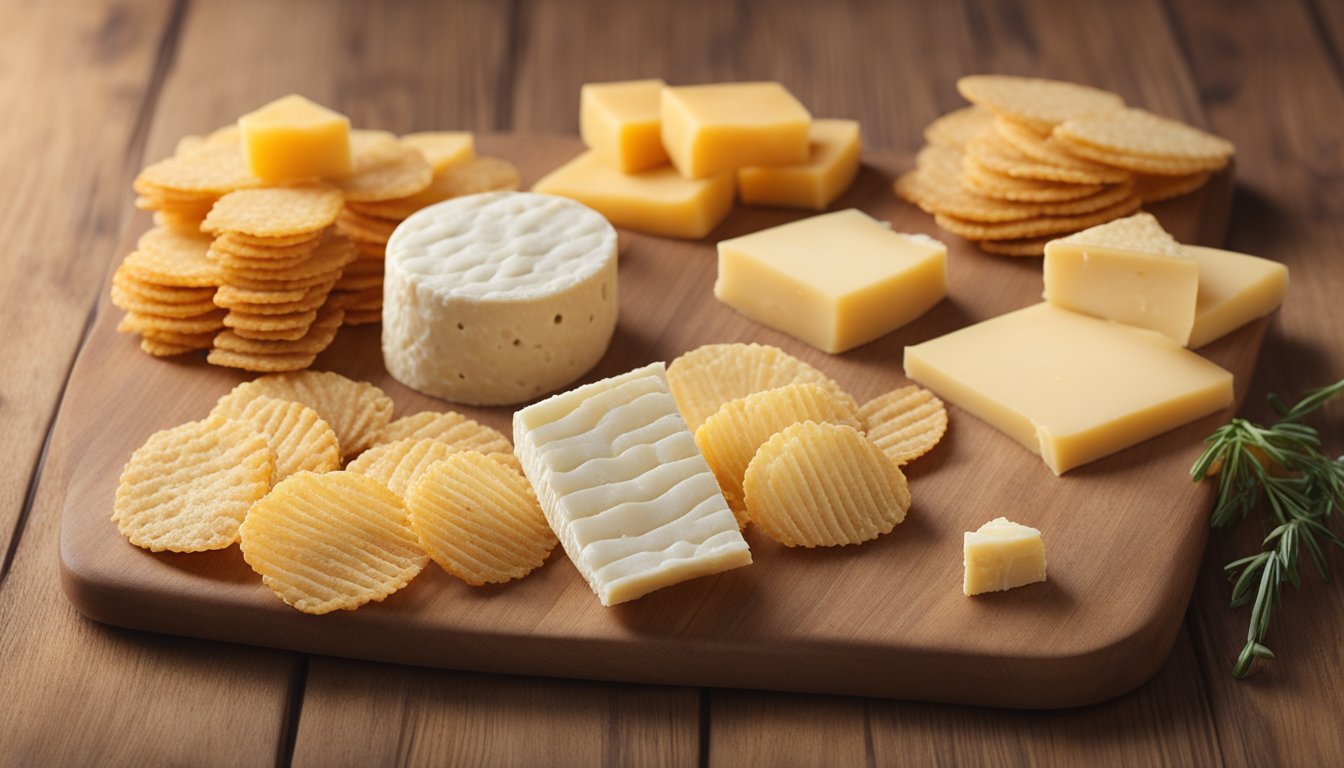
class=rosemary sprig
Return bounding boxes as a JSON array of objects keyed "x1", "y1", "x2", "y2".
[{"x1": 1191, "y1": 378, "x2": 1344, "y2": 677}]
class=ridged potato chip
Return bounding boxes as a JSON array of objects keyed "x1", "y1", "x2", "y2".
[
  {"x1": 374, "y1": 411, "x2": 513, "y2": 455},
  {"x1": 346, "y1": 438, "x2": 456, "y2": 498},
  {"x1": 215, "y1": 371, "x2": 394, "y2": 456},
  {"x1": 667, "y1": 343, "x2": 853, "y2": 431},
  {"x1": 211, "y1": 393, "x2": 341, "y2": 481},
  {"x1": 858, "y1": 385, "x2": 948, "y2": 465},
  {"x1": 206, "y1": 348, "x2": 317, "y2": 372}
]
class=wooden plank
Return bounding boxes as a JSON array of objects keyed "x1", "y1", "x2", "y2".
[
  {"x1": 705, "y1": 692, "x2": 869, "y2": 768},
  {"x1": 1162, "y1": 1, "x2": 1344, "y2": 764}
]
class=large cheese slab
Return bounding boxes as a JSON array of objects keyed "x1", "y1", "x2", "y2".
[{"x1": 514, "y1": 362, "x2": 751, "y2": 606}]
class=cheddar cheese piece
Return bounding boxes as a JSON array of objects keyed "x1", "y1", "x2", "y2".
[
  {"x1": 514, "y1": 362, "x2": 752, "y2": 606},
  {"x1": 963, "y1": 517, "x2": 1046, "y2": 596},
  {"x1": 1184, "y1": 245, "x2": 1289, "y2": 349},
  {"x1": 715, "y1": 209, "x2": 947, "y2": 353},
  {"x1": 238, "y1": 94, "x2": 352, "y2": 182},
  {"x1": 661, "y1": 82, "x2": 812, "y2": 179},
  {"x1": 737, "y1": 119, "x2": 861, "y2": 210},
  {"x1": 533, "y1": 150, "x2": 735, "y2": 239},
  {"x1": 580, "y1": 79, "x2": 670, "y2": 173},
  {"x1": 904, "y1": 303, "x2": 1233, "y2": 475}
]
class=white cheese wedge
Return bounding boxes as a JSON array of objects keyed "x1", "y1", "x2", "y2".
[
  {"x1": 963, "y1": 517, "x2": 1047, "y2": 596},
  {"x1": 383, "y1": 191, "x2": 618, "y2": 406},
  {"x1": 514, "y1": 362, "x2": 752, "y2": 606}
]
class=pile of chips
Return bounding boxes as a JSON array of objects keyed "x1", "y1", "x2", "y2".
[
  {"x1": 668, "y1": 343, "x2": 947, "y2": 548},
  {"x1": 114, "y1": 122, "x2": 521, "y2": 371},
  {"x1": 897, "y1": 75, "x2": 1235, "y2": 256},
  {"x1": 112, "y1": 370, "x2": 556, "y2": 614}
]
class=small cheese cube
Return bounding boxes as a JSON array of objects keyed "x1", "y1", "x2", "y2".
[
  {"x1": 1043, "y1": 213, "x2": 1198, "y2": 345},
  {"x1": 715, "y1": 209, "x2": 947, "y2": 353},
  {"x1": 580, "y1": 79, "x2": 669, "y2": 173},
  {"x1": 532, "y1": 150, "x2": 735, "y2": 239},
  {"x1": 1184, "y1": 245, "x2": 1289, "y2": 349},
  {"x1": 238, "y1": 94, "x2": 352, "y2": 182},
  {"x1": 661, "y1": 82, "x2": 812, "y2": 179},
  {"x1": 737, "y1": 119, "x2": 861, "y2": 210},
  {"x1": 963, "y1": 517, "x2": 1047, "y2": 596}
]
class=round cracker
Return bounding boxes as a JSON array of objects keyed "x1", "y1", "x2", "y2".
[
  {"x1": 113, "y1": 266, "x2": 216, "y2": 304},
  {"x1": 1054, "y1": 107, "x2": 1234, "y2": 165},
  {"x1": 139, "y1": 337, "x2": 201, "y2": 357},
  {"x1": 956, "y1": 75, "x2": 1125, "y2": 133},
  {"x1": 212, "y1": 394, "x2": 341, "y2": 481},
  {"x1": 338, "y1": 139, "x2": 433, "y2": 203},
  {"x1": 961, "y1": 160, "x2": 1105, "y2": 202},
  {"x1": 935, "y1": 194, "x2": 1142, "y2": 241},
  {"x1": 111, "y1": 282, "x2": 220, "y2": 318},
  {"x1": 667, "y1": 343, "x2": 854, "y2": 432},
  {"x1": 117, "y1": 309, "x2": 226, "y2": 335},
  {"x1": 965, "y1": 129, "x2": 1129, "y2": 184},
  {"x1": 1051, "y1": 137, "x2": 1225, "y2": 175},
  {"x1": 206, "y1": 348, "x2": 317, "y2": 372},
  {"x1": 216, "y1": 370, "x2": 394, "y2": 457},
  {"x1": 346, "y1": 438, "x2": 457, "y2": 498},
  {"x1": 223, "y1": 308, "x2": 318, "y2": 333},
  {"x1": 133, "y1": 142, "x2": 262, "y2": 199},
  {"x1": 857, "y1": 386, "x2": 948, "y2": 465},
  {"x1": 123, "y1": 227, "x2": 222, "y2": 287},
  {"x1": 212, "y1": 306, "x2": 344, "y2": 356},
  {"x1": 922, "y1": 106, "x2": 995, "y2": 150},
  {"x1": 344, "y1": 156, "x2": 521, "y2": 221},
  {"x1": 203, "y1": 183, "x2": 343, "y2": 238}
]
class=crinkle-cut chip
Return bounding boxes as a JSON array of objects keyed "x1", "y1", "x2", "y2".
[
  {"x1": 343, "y1": 309, "x2": 383, "y2": 326},
  {"x1": 117, "y1": 309, "x2": 226, "y2": 336},
  {"x1": 212, "y1": 246, "x2": 323, "y2": 272},
  {"x1": 956, "y1": 75, "x2": 1125, "y2": 134},
  {"x1": 1055, "y1": 107, "x2": 1234, "y2": 163},
  {"x1": 857, "y1": 385, "x2": 948, "y2": 465},
  {"x1": 1135, "y1": 172, "x2": 1210, "y2": 204},
  {"x1": 961, "y1": 160, "x2": 1105, "y2": 202},
  {"x1": 743, "y1": 421, "x2": 910, "y2": 548},
  {"x1": 345, "y1": 156, "x2": 522, "y2": 221},
  {"x1": 212, "y1": 306, "x2": 344, "y2": 356},
  {"x1": 211, "y1": 393, "x2": 340, "y2": 481},
  {"x1": 934, "y1": 194, "x2": 1141, "y2": 241},
  {"x1": 1053, "y1": 211, "x2": 1182, "y2": 255},
  {"x1": 113, "y1": 416, "x2": 274, "y2": 552},
  {"x1": 922, "y1": 107, "x2": 995, "y2": 150},
  {"x1": 139, "y1": 337, "x2": 199, "y2": 357},
  {"x1": 488, "y1": 450, "x2": 524, "y2": 475},
  {"x1": 399, "y1": 131, "x2": 475, "y2": 174},
  {"x1": 335, "y1": 208, "x2": 396, "y2": 244},
  {"x1": 222, "y1": 237, "x2": 357, "y2": 283},
  {"x1": 225, "y1": 267, "x2": 346, "y2": 292},
  {"x1": 979, "y1": 237, "x2": 1051, "y2": 257},
  {"x1": 224, "y1": 308, "x2": 318, "y2": 332},
  {"x1": 405, "y1": 451, "x2": 556, "y2": 585},
  {"x1": 338, "y1": 140, "x2": 433, "y2": 203},
  {"x1": 113, "y1": 267, "x2": 216, "y2": 305},
  {"x1": 215, "y1": 283, "x2": 312, "y2": 305},
  {"x1": 111, "y1": 282, "x2": 220, "y2": 318},
  {"x1": 216, "y1": 371, "x2": 394, "y2": 457},
  {"x1": 211, "y1": 232, "x2": 322, "y2": 260},
  {"x1": 133, "y1": 142, "x2": 262, "y2": 198},
  {"x1": 964, "y1": 130, "x2": 1129, "y2": 185},
  {"x1": 214, "y1": 283, "x2": 334, "y2": 315},
  {"x1": 228, "y1": 325, "x2": 310, "y2": 342},
  {"x1": 142, "y1": 329, "x2": 218, "y2": 348},
  {"x1": 1051, "y1": 138, "x2": 1225, "y2": 176},
  {"x1": 203, "y1": 184, "x2": 343, "y2": 238},
  {"x1": 346, "y1": 438, "x2": 457, "y2": 498},
  {"x1": 374, "y1": 411, "x2": 513, "y2": 455},
  {"x1": 206, "y1": 348, "x2": 317, "y2": 372},
  {"x1": 122, "y1": 230, "x2": 222, "y2": 288},
  {"x1": 239, "y1": 471, "x2": 427, "y2": 614},
  {"x1": 695, "y1": 382, "x2": 861, "y2": 522},
  {"x1": 667, "y1": 343, "x2": 854, "y2": 431}
]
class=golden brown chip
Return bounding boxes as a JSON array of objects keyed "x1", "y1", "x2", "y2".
[
  {"x1": 337, "y1": 138, "x2": 433, "y2": 203},
  {"x1": 1052, "y1": 139, "x2": 1223, "y2": 176},
  {"x1": 743, "y1": 421, "x2": 910, "y2": 548},
  {"x1": 335, "y1": 207, "x2": 397, "y2": 244},
  {"x1": 405, "y1": 452, "x2": 556, "y2": 585},
  {"x1": 111, "y1": 282, "x2": 220, "y2": 318},
  {"x1": 399, "y1": 131, "x2": 475, "y2": 174},
  {"x1": 141, "y1": 329, "x2": 219, "y2": 348},
  {"x1": 211, "y1": 232, "x2": 322, "y2": 260},
  {"x1": 957, "y1": 75, "x2": 1125, "y2": 134},
  {"x1": 345, "y1": 156, "x2": 522, "y2": 221},
  {"x1": 139, "y1": 337, "x2": 199, "y2": 357},
  {"x1": 934, "y1": 194, "x2": 1141, "y2": 241},
  {"x1": 964, "y1": 129, "x2": 1129, "y2": 185},
  {"x1": 374, "y1": 411, "x2": 513, "y2": 454},
  {"x1": 117, "y1": 309, "x2": 227, "y2": 336},
  {"x1": 214, "y1": 283, "x2": 312, "y2": 305},
  {"x1": 857, "y1": 385, "x2": 948, "y2": 465},
  {"x1": 212, "y1": 306, "x2": 344, "y2": 356},
  {"x1": 211, "y1": 394, "x2": 341, "y2": 481},
  {"x1": 228, "y1": 230, "x2": 325, "y2": 248},
  {"x1": 488, "y1": 451, "x2": 524, "y2": 475},
  {"x1": 330, "y1": 286, "x2": 382, "y2": 310},
  {"x1": 239, "y1": 471, "x2": 428, "y2": 614},
  {"x1": 203, "y1": 183, "x2": 344, "y2": 238},
  {"x1": 214, "y1": 282, "x2": 334, "y2": 315},
  {"x1": 1054, "y1": 107, "x2": 1234, "y2": 170},
  {"x1": 223, "y1": 309, "x2": 318, "y2": 333},
  {"x1": 345, "y1": 438, "x2": 456, "y2": 498},
  {"x1": 922, "y1": 107, "x2": 995, "y2": 151},
  {"x1": 206, "y1": 348, "x2": 317, "y2": 372},
  {"x1": 695, "y1": 383, "x2": 861, "y2": 521},
  {"x1": 221, "y1": 237, "x2": 357, "y2": 283},
  {"x1": 215, "y1": 371, "x2": 394, "y2": 456},
  {"x1": 228, "y1": 325, "x2": 310, "y2": 342},
  {"x1": 122, "y1": 227, "x2": 222, "y2": 287},
  {"x1": 133, "y1": 142, "x2": 261, "y2": 199},
  {"x1": 667, "y1": 343, "x2": 854, "y2": 432},
  {"x1": 960, "y1": 159, "x2": 1105, "y2": 202},
  {"x1": 113, "y1": 266, "x2": 216, "y2": 305},
  {"x1": 113, "y1": 416, "x2": 274, "y2": 552}
]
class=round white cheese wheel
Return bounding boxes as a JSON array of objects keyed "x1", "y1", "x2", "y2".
[{"x1": 383, "y1": 191, "x2": 618, "y2": 405}]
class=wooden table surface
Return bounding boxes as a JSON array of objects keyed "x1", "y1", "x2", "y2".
[{"x1": 3, "y1": 0, "x2": 1341, "y2": 765}]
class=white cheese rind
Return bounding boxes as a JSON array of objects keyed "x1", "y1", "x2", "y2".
[
  {"x1": 383, "y1": 191, "x2": 618, "y2": 405},
  {"x1": 514, "y1": 362, "x2": 752, "y2": 606}
]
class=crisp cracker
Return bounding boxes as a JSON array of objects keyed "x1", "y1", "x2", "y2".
[
  {"x1": 214, "y1": 282, "x2": 334, "y2": 315},
  {"x1": 857, "y1": 385, "x2": 948, "y2": 465},
  {"x1": 960, "y1": 158, "x2": 1105, "y2": 202},
  {"x1": 216, "y1": 371, "x2": 394, "y2": 457},
  {"x1": 111, "y1": 282, "x2": 219, "y2": 318},
  {"x1": 117, "y1": 309, "x2": 226, "y2": 336},
  {"x1": 206, "y1": 348, "x2": 317, "y2": 371},
  {"x1": 335, "y1": 207, "x2": 397, "y2": 244},
  {"x1": 667, "y1": 343, "x2": 854, "y2": 432},
  {"x1": 338, "y1": 137, "x2": 433, "y2": 203},
  {"x1": 211, "y1": 232, "x2": 322, "y2": 260},
  {"x1": 922, "y1": 106, "x2": 995, "y2": 150},
  {"x1": 122, "y1": 228, "x2": 222, "y2": 288},
  {"x1": 139, "y1": 337, "x2": 199, "y2": 357},
  {"x1": 344, "y1": 156, "x2": 522, "y2": 221},
  {"x1": 203, "y1": 183, "x2": 343, "y2": 238},
  {"x1": 935, "y1": 194, "x2": 1141, "y2": 240},
  {"x1": 374, "y1": 411, "x2": 513, "y2": 455},
  {"x1": 221, "y1": 237, "x2": 357, "y2": 283},
  {"x1": 1051, "y1": 211, "x2": 1182, "y2": 254},
  {"x1": 212, "y1": 306, "x2": 344, "y2": 356},
  {"x1": 956, "y1": 75, "x2": 1124, "y2": 134},
  {"x1": 965, "y1": 130, "x2": 1129, "y2": 184},
  {"x1": 133, "y1": 142, "x2": 261, "y2": 199},
  {"x1": 214, "y1": 283, "x2": 311, "y2": 305},
  {"x1": 211, "y1": 393, "x2": 340, "y2": 481},
  {"x1": 1055, "y1": 107, "x2": 1234, "y2": 166}
]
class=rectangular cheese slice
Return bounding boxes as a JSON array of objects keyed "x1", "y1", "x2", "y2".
[
  {"x1": 904, "y1": 303, "x2": 1233, "y2": 475},
  {"x1": 964, "y1": 517, "x2": 1047, "y2": 596},
  {"x1": 532, "y1": 150, "x2": 735, "y2": 239},
  {"x1": 1043, "y1": 213, "x2": 1198, "y2": 345},
  {"x1": 580, "y1": 79, "x2": 669, "y2": 173},
  {"x1": 1184, "y1": 245, "x2": 1289, "y2": 349},
  {"x1": 238, "y1": 94, "x2": 352, "y2": 182},
  {"x1": 715, "y1": 209, "x2": 947, "y2": 353},
  {"x1": 513, "y1": 362, "x2": 752, "y2": 606},
  {"x1": 737, "y1": 119, "x2": 861, "y2": 210},
  {"x1": 661, "y1": 82, "x2": 812, "y2": 179}
]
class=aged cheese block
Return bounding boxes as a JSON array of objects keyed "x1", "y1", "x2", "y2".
[
  {"x1": 737, "y1": 119, "x2": 862, "y2": 210},
  {"x1": 964, "y1": 517, "x2": 1047, "y2": 596},
  {"x1": 904, "y1": 302, "x2": 1233, "y2": 475},
  {"x1": 661, "y1": 82, "x2": 812, "y2": 179},
  {"x1": 238, "y1": 94, "x2": 352, "y2": 182},
  {"x1": 1184, "y1": 244, "x2": 1289, "y2": 349},
  {"x1": 514, "y1": 362, "x2": 752, "y2": 606},
  {"x1": 383, "y1": 191, "x2": 618, "y2": 406},
  {"x1": 580, "y1": 78, "x2": 670, "y2": 173}
]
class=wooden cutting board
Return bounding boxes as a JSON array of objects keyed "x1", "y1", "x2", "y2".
[{"x1": 57, "y1": 135, "x2": 1255, "y2": 709}]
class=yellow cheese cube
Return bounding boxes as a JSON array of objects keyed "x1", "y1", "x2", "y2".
[
  {"x1": 904, "y1": 303, "x2": 1233, "y2": 475},
  {"x1": 532, "y1": 150, "x2": 734, "y2": 239},
  {"x1": 963, "y1": 517, "x2": 1047, "y2": 596},
  {"x1": 400, "y1": 131, "x2": 475, "y2": 174},
  {"x1": 238, "y1": 94, "x2": 352, "y2": 182},
  {"x1": 1184, "y1": 245, "x2": 1289, "y2": 349},
  {"x1": 580, "y1": 79, "x2": 669, "y2": 173},
  {"x1": 715, "y1": 209, "x2": 947, "y2": 353},
  {"x1": 737, "y1": 119, "x2": 861, "y2": 210},
  {"x1": 661, "y1": 82, "x2": 812, "y2": 179},
  {"x1": 1043, "y1": 213, "x2": 1198, "y2": 345}
]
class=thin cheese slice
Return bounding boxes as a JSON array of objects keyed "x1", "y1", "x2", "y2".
[
  {"x1": 514, "y1": 362, "x2": 752, "y2": 606},
  {"x1": 1184, "y1": 244, "x2": 1289, "y2": 349}
]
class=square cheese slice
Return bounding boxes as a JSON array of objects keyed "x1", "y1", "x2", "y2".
[
  {"x1": 1184, "y1": 245, "x2": 1289, "y2": 349},
  {"x1": 737, "y1": 119, "x2": 862, "y2": 210},
  {"x1": 661, "y1": 82, "x2": 812, "y2": 179},
  {"x1": 904, "y1": 303, "x2": 1233, "y2": 475},
  {"x1": 1043, "y1": 213, "x2": 1198, "y2": 345},
  {"x1": 238, "y1": 94, "x2": 352, "y2": 182},
  {"x1": 532, "y1": 150, "x2": 735, "y2": 239},
  {"x1": 964, "y1": 517, "x2": 1047, "y2": 596},
  {"x1": 716, "y1": 209, "x2": 947, "y2": 353},
  {"x1": 514, "y1": 362, "x2": 752, "y2": 606},
  {"x1": 580, "y1": 79, "x2": 670, "y2": 173}
]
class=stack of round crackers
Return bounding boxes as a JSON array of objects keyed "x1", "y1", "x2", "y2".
[{"x1": 896, "y1": 75, "x2": 1234, "y2": 256}]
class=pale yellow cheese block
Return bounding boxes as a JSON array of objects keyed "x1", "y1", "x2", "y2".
[
  {"x1": 715, "y1": 209, "x2": 947, "y2": 353},
  {"x1": 737, "y1": 119, "x2": 861, "y2": 210},
  {"x1": 580, "y1": 79, "x2": 669, "y2": 173},
  {"x1": 661, "y1": 82, "x2": 812, "y2": 179},
  {"x1": 1184, "y1": 244, "x2": 1289, "y2": 349},
  {"x1": 964, "y1": 517, "x2": 1046, "y2": 596},
  {"x1": 904, "y1": 303, "x2": 1233, "y2": 475},
  {"x1": 532, "y1": 150, "x2": 735, "y2": 239},
  {"x1": 238, "y1": 94, "x2": 351, "y2": 182}
]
